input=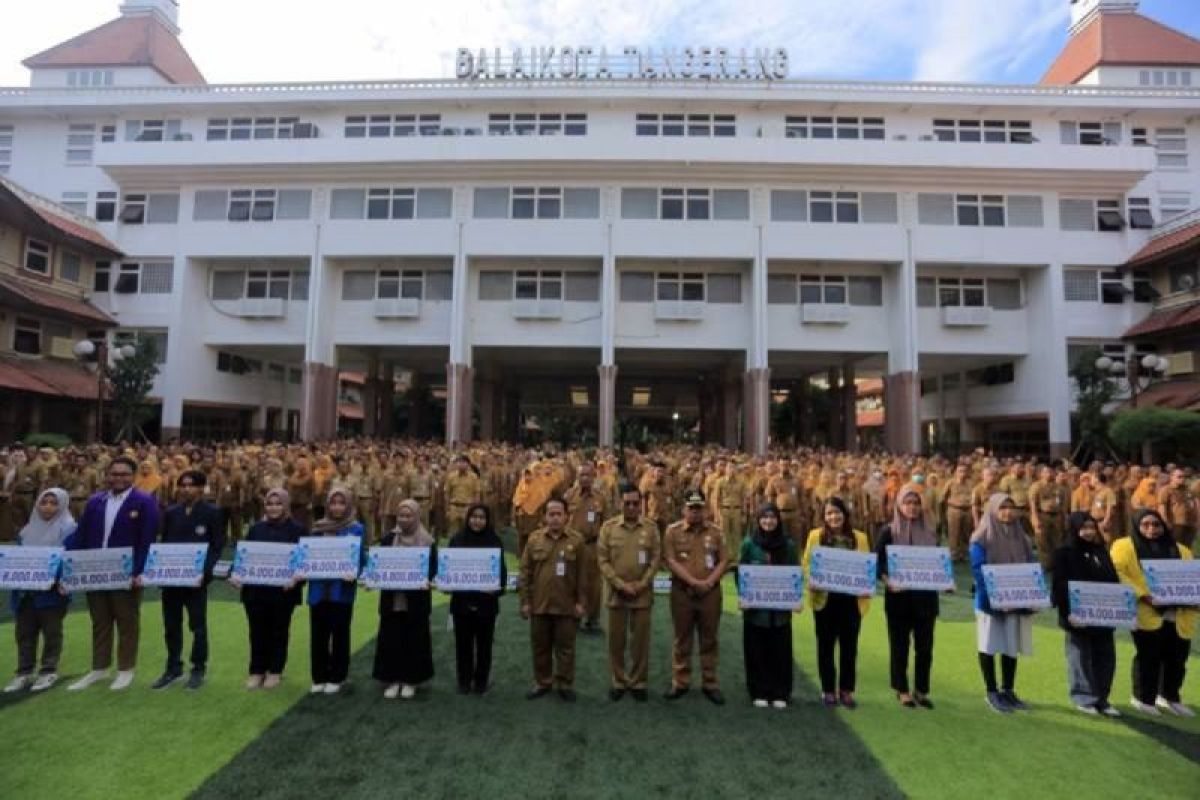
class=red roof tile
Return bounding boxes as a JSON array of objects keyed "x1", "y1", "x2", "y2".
[
  {"x1": 0, "y1": 275, "x2": 116, "y2": 327},
  {"x1": 338, "y1": 403, "x2": 364, "y2": 421},
  {"x1": 22, "y1": 15, "x2": 205, "y2": 85},
  {"x1": 1123, "y1": 302, "x2": 1200, "y2": 338},
  {"x1": 1116, "y1": 379, "x2": 1200, "y2": 412},
  {"x1": 1041, "y1": 12, "x2": 1200, "y2": 85},
  {"x1": 0, "y1": 176, "x2": 122, "y2": 258},
  {"x1": 1126, "y1": 218, "x2": 1200, "y2": 267},
  {"x1": 0, "y1": 354, "x2": 100, "y2": 399}
]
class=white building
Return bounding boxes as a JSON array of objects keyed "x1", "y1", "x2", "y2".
[{"x1": 1, "y1": 0, "x2": 1198, "y2": 454}]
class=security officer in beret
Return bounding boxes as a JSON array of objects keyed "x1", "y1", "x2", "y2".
[{"x1": 662, "y1": 490, "x2": 728, "y2": 704}]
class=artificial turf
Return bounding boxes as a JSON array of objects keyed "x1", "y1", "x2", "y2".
[{"x1": 0, "y1": 563, "x2": 1196, "y2": 799}]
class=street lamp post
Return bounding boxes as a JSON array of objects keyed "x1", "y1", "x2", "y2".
[
  {"x1": 1094, "y1": 353, "x2": 1170, "y2": 407},
  {"x1": 73, "y1": 339, "x2": 136, "y2": 444}
]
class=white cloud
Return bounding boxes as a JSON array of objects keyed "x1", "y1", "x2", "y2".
[{"x1": 0, "y1": 0, "x2": 1071, "y2": 86}]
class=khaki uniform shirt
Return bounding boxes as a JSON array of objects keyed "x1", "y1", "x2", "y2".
[
  {"x1": 596, "y1": 516, "x2": 661, "y2": 608},
  {"x1": 519, "y1": 527, "x2": 587, "y2": 615},
  {"x1": 563, "y1": 486, "x2": 609, "y2": 543},
  {"x1": 663, "y1": 520, "x2": 725, "y2": 587}
]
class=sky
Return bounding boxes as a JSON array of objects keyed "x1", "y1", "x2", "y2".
[{"x1": 2, "y1": 0, "x2": 1199, "y2": 86}]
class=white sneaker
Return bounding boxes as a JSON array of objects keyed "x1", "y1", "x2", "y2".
[
  {"x1": 1075, "y1": 703, "x2": 1099, "y2": 715},
  {"x1": 1098, "y1": 704, "x2": 1122, "y2": 718},
  {"x1": 1131, "y1": 698, "x2": 1161, "y2": 716},
  {"x1": 1157, "y1": 697, "x2": 1195, "y2": 718},
  {"x1": 753, "y1": 698, "x2": 769, "y2": 708},
  {"x1": 383, "y1": 684, "x2": 400, "y2": 699},
  {"x1": 310, "y1": 683, "x2": 327, "y2": 694},
  {"x1": 323, "y1": 682, "x2": 341, "y2": 694},
  {"x1": 30, "y1": 674, "x2": 58, "y2": 692},
  {"x1": 3, "y1": 675, "x2": 31, "y2": 693},
  {"x1": 400, "y1": 684, "x2": 416, "y2": 700},
  {"x1": 67, "y1": 670, "x2": 108, "y2": 692},
  {"x1": 772, "y1": 700, "x2": 788, "y2": 710},
  {"x1": 110, "y1": 671, "x2": 135, "y2": 691}
]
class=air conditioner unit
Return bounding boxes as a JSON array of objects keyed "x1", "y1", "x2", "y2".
[
  {"x1": 654, "y1": 300, "x2": 705, "y2": 321},
  {"x1": 941, "y1": 306, "x2": 992, "y2": 327},
  {"x1": 373, "y1": 297, "x2": 420, "y2": 318},
  {"x1": 511, "y1": 298, "x2": 563, "y2": 320},
  {"x1": 49, "y1": 336, "x2": 77, "y2": 359},
  {"x1": 292, "y1": 122, "x2": 319, "y2": 139},
  {"x1": 800, "y1": 303, "x2": 850, "y2": 324},
  {"x1": 1166, "y1": 351, "x2": 1197, "y2": 376},
  {"x1": 235, "y1": 297, "x2": 286, "y2": 318}
]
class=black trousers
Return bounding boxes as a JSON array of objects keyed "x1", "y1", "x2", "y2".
[
  {"x1": 813, "y1": 594, "x2": 861, "y2": 694},
  {"x1": 743, "y1": 620, "x2": 793, "y2": 702},
  {"x1": 1131, "y1": 621, "x2": 1190, "y2": 704},
  {"x1": 162, "y1": 586, "x2": 208, "y2": 674},
  {"x1": 244, "y1": 601, "x2": 296, "y2": 675},
  {"x1": 886, "y1": 607, "x2": 936, "y2": 695},
  {"x1": 453, "y1": 612, "x2": 497, "y2": 690},
  {"x1": 310, "y1": 602, "x2": 354, "y2": 685}
]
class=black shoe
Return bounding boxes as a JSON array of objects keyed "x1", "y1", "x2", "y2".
[
  {"x1": 986, "y1": 691, "x2": 1013, "y2": 714},
  {"x1": 151, "y1": 671, "x2": 183, "y2": 690},
  {"x1": 609, "y1": 687, "x2": 626, "y2": 702},
  {"x1": 631, "y1": 688, "x2": 648, "y2": 703},
  {"x1": 185, "y1": 670, "x2": 205, "y2": 690},
  {"x1": 526, "y1": 686, "x2": 551, "y2": 700},
  {"x1": 915, "y1": 695, "x2": 934, "y2": 710},
  {"x1": 472, "y1": 682, "x2": 490, "y2": 696},
  {"x1": 663, "y1": 685, "x2": 689, "y2": 701},
  {"x1": 1000, "y1": 691, "x2": 1028, "y2": 711},
  {"x1": 558, "y1": 688, "x2": 577, "y2": 703},
  {"x1": 702, "y1": 688, "x2": 726, "y2": 706},
  {"x1": 457, "y1": 684, "x2": 471, "y2": 695}
]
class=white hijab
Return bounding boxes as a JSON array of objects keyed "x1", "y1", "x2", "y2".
[{"x1": 18, "y1": 488, "x2": 76, "y2": 547}]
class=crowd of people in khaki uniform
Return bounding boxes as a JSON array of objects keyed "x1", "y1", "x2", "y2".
[{"x1": 2, "y1": 438, "x2": 1197, "y2": 710}]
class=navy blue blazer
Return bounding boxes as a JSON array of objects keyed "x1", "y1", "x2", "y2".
[{"x1": 66, "y1": 489, "x2": 161, "y2": 575}]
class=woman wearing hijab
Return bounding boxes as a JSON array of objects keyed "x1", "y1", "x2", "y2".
[
  {"x1": 1111, "y1": 509, "x2": 1195, "y2": 717},
  {"x1": 5, "y1": 488, "x2": 74, "y2": 693},
  {"x1": 287, "y1": 457, "x2": 317, "y2": 529},
  {"x1": 738, "y1": 504, "x2": 800, "y2": 709},
  {"x1": 230, "y1": 488, "x2": 304, "y2": 690},
  {"x1": 971, "y1": 493, "x2": 1037, "y2": 714},
  {"x1": 372, "y1": 498, "x2": 437, "y2": 700},
  {"x1": 1051, "y1": 512, "x2": 1121, "y2": 716},
  {"x1": 134, "y1": 458, "x2": 166, "y2": 509},
  {"x1": 304, "y1": 487, "x2": 364, "y2": 695},
  {"x1": 875, "y1": 484, "x2": 940, "y2": 709},
  {"x1": 446, "y1": 503, "x2": 506, "y2": 695},
  {"x1": 802, "y1": 496, "x2": 871, "y2": 709}
]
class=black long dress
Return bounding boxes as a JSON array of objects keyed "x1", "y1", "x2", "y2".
[{"x1": 372, "y1": 538, "x2": 437, "y2": 685}]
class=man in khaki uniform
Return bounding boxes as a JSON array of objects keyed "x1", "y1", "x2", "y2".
[
  {"x1": 1089, "y1": 473, "x2": 1119, "y2": 546},
  {"x1": 715, "y1": 462, "x2": 748, "y2": 566},
  {"x1": 640, "y1": 463, "x2": 674, "y2": 538},
  {"x1": 404, "y1": 455, "x2": 436, "y2": 531},
  {"x1": 444, "y1": 454, "x2": 482, "y2": 540},
  {"x1": 998, "y1": 462, "x2": 1032, "y2": 536},
  {"x1": 971, "y1": 466, "x2": 1000, "y2": 529},
  {"x1": 9, "y1": 450, "x2": 39, "y2": 534},
  {"x1": 348, "y1": 463, "x2": 379, "y2": 544},
  {"x1": 662, "y1": 491, "x2": 727, "y2": 705},
  {"x1": 1159, "y1": 468, "x2": 1197, "y2": 549},
  {"x1": 519, "y1": 499, "x2": 587, "y2": 701},
  {"x1": 597, "y1": 485, "x2": 660, "y2": 701},
  {"x1": 767, "y1": 463, "x2": 805, "y2": 553},
  {"x1": 940, "y1": 464, "x2": 974, "y2": 562},
  {"x1": 63, "y1": 452, "x2": 101, "y2": 522},
  {"x1": 1029, "y1": 465, "x2": 1067, "y2": 572},
  {"x1": 563, "y1": 463, "x2": 610, "y2": 633}
]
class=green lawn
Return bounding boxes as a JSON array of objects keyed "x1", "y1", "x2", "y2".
[{"x1": 1, "y1": 564, "x2": 1197, "y2": 799}]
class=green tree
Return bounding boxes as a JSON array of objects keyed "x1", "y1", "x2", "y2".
[
  {"x1": 1109, "y1": 408, "x2": 1200, "y2": 463},
  {"x1": 1069, "y1": 346, "x2": 1116, "y2": 462},
  {"x1": 108, "y1": 337, "x2": 160, "y2": 442}
]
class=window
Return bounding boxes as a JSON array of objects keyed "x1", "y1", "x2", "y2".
[
  {"x1": 1131, "y1": 127, "x2": 1150, "y2": 146},
  {"x1": 656, "y1": 273, "x2": 705, "y2": 302},
  {"x1": 206, "y1": 117, "x2": 300, "y2": 141},
  {"x1": 916, "y1": 277, "x2": 936, "y2": 307},
  {"x1": 1127, "y1": 197, "x2": 1154, "y2": 230},
  {"x1": 227, "y1": 189, "x2": 277, "y2": 222},
  {"x1": 66, "y1": 123, "x2": 96, "y2": 164},
  {"x1": 1159, "y1": 192, "x2": 1191, "y2": 221},
  {"x1": 966, "y1": 362, "x2": 1015, "y2": 387},
  {"x1": 113, "y1": 262, "x2": 173, "y2": 294},
  {"x1": 1060, "y1": 121, "x2": 1121, "y2": 146},
  {"x1": 119, "y1": 193, "x2": 178, "y2": 225},
  {"x1": 767, "y1": 275, "x2": 797, "y2": 304},
  {"x1": 809, "y1": 191, "x2": 859, "y2": 223},
  {"x1": 986, "y1": 278, "x2": 1022, "y2": 309},
  {"x1": 660, "y1": 188, "x2": 711, "y2": 220},
  {"x1": 60, "y1": 192, "x2": 88, "y2": 214},
  {"x1": 619, "y1": 272, "x2": 653, "y2": 302},
  {"x1": 368, "y1": 188, "x2": 416, "y2": 220},
  {"x1": 1096, "y1": 199, "x2": 1124, "y2": 232},
  {"x1": 344, "y1": 113, "x2": 441, "y2": 138},
  {"x1": 60, "y1": 251, "x2": 81, "y2": 283},
  {"x1": 848, "y1": 275, "x2": 884, "y2": 306},
  {"x1": 13, "y1": 317, "x2": 41, "y2": 355},
  {"x1": 94, "y1": 261, "x2": 111, "y2": 292},
  {"x1": 784, "y1": 116, "x2": 884, "y2": 140},
  {"x1": 1064, "y1": 269, "x2": 1099, "y2": 302},
  {"x1": 120, "y1": 194, "x2": 146, "y2": 224},
  {"x1": 563, "y1": 272, "x2": 600, "y2": 301},
  {"x1": 67, "y1": 69, "x2": 113, "y2": 87},
  {"x1": 1132, "y1": 270, "x2": 1155, "y2": 303},
  {"x1": 488, "y1": 112, "x2": 587, "y2": 136},
  {"x1": 23, "y1": 238, "x2": 50, "y2": 275},
  {"x1": 799, "y1": 275, "x2": 846, "y2": 304},
  {"x1": 707, "y1": 274, "x2": 741, "y2": 303},
  {"x1": 635, "y1": 113, "x2": 735, "y2": 137},
  {"x1": 0, "y1": 124, "x2": 12, "y2": 173},
  {"x1": 933, "y1": 119, "x2": 1032, "y2": 143},
  {"x1": 620, "y1": 188, "x2": 658, "y2": 219},
  {"x1": 213, "y1": 269, "x2": 307, "y2": 300},
  {"x1": 125, "y1": 119, "x2": 181, "y2": 142},
  {"x1": 713, "y1": 190, "x2": 750, "y2": 220},
  {"x1": 1156, "y1": 128, "x2": 1188, "y2": 168},
  {"x1": 955, "y1": 194, "x2": 1005, "y2": 227},
  {"x1": 1060, "y1": 198, "x2": 1125, "y2": 232},
  {"x1": 330, "y1": 187, "x2": 450, "y2": 220},
  {"x1": 514, "y1": 271, "x2": 563, "y2": 300},
  {"x1": 771, "y1": 190, "x2": 807, "y2": 222},
  {"x1": 563, "y1": 188, "x2": 600, "y2": 219},
  {"x1": 94, "y1": 191, "x2": 117, "y2": 222},
  {"x1": 936, "y1": 277, "x2": 985, "y2": 307},
  {"x1": 478, "y1": 271, "x2": 512, "y2": 301},
  {"x1": 114, "y1": 329, "x2": 168, "y2": 364},
  {"x1": 512, "y1": 187, "x2": 562, "y2": 219},
  {"x1": 1100, "y1": 271, "x2": 1126, "y2": 304}
]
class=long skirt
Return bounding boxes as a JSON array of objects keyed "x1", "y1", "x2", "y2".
[{"x1": 372, "y1": 611, "x2": 434, "y2": 685}]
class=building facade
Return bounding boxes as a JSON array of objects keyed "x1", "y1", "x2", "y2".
[{"x1": 1, "y1": 0, "x2": 1198, "y2": 453}]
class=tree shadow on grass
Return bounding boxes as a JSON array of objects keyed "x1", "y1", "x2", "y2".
[{"x1": 192, "y1": 595, "x2": 904, "y2": 800}]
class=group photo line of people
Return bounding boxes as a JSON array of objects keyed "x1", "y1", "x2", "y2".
[{"x1": 1, "y1": 440, "x2": 1197, "y2": 718}]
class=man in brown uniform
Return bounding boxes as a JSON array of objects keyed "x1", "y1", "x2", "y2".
[
  {"x1": 519, "y1": 498, "x2": 586, "y2": 701},
  {"x1": 1089, "y1": 473, "x2": 1119, "y2": 546},
  {"x1": 9, "y1": 450, "x2": 39, "y2": 535},
  {"x1": 971, "y1": 466, "x2": 1000, "y2": 529},
  {"x1": 1029, "y1": 465, "x2": 1066, "y2": 572},
  {"x1": 941, "y1": 464, "x2": 974, "y2": 563},
  {"x1": 640, "y1": 463, "x2": 674, "y2": 538},
  {"x1": 1159, "y1": 468, "x2": 1197, "y2": 549},
  {"x1": 715, "y1": 462, "x2": 749, "y2": 567},
  {"x1": 444, "y1": 454, "x2": 482, "y2": 541},
  {"x1": 767, "y1": 463, "x2": 805, "y2": 553},
  {"x1": 662, "y1": 491, "x2": 728, "y2": 705},
  {"x1": 63, "y1": 452, "x2": 101, "y2": 522},
  {"x1": 348, "y1": 462, "x2": 379, "y2": 544},
  {"x1": 563, "y1": 463, "x2": 610, "y2": 634},
  {"x1": 597, "y1": 485, "x2": 661, "y2": 701},
  {"x1": 404, "y1": 455, "x2": 436, "y2": 531},
  {"x1": 998, "y1": 462, "x2": 1032, "y2": 535}
]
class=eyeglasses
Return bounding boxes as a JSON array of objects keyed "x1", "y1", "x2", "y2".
[{"x1": 1140, "y1": 519, "x2": 1163, "y2": 528}]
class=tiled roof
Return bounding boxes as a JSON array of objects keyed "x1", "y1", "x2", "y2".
[
  {"x1": 1122, "y1": 302, "x2": 1200, "y2": 339},
  {"x1": 22, "y1": 14, "x2": 205, "y2": 85},
  {"x1": 1115, "y1": 379, "x2": 1200, "y2": 412},
  {"x1": 1041, "y1": 12, "x2": 1200, "y2": 85},
  {"x1": 0, "y1": 353, "x2": 100, "y2": 399},
  {"x1": 0, "y1": 176, "x2": 122, "y2": 258},
  {"x1": 1126, "y1": 218, "x2": 1200, "y2": 267},
  {"x1": 338, "y1": 403, "x2": 364, "y2": 421},
  {"x1": 0, "y1": 275, "x2": 116, "y2": 327}
]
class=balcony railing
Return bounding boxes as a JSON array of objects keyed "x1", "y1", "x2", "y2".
[
  {"x1": 231, "y1": 297, "x2": 286, "y2": 318},
  {"x1": 373, "y1": 297, "x2": 421, "y2": 318},
  {"x1": 799, "y1": 303, "x2": 850, "y2": 325},
  {"x1": 654, "y1": 300, "x2": 705, "y2": 321},
  {"x1": 940, "y1": 306, "x2": 991, "y2": 327}
]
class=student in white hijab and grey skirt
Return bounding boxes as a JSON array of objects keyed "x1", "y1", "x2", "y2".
[
  {"x1": 5, "y1": 488, "x2": 75, "y2": 693},
  {"x1": 970, "y1": 492, "x2": 1038, "y2": 714}
]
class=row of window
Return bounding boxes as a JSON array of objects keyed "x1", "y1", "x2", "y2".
[
  {"x1": 341, "y1": 269, "x2": 452, "y2": 301},
  {"x1": 915, "y1": 277, "x2": 1022, "y2": 309},
  {"x1": 1063, "y1": 269, "x2": 1154, "y2": 304},
  {"x1": 921, "y1": 362, "x2": 1017, "y2": 393},
  {"x1": 329, "y1": 188, "x2": 452, "y2": 220},
  {"x1": 215, "y1": 351, "x2": 300, "y2": 383},
  {"x1": 0, "y1": 124, "x2": 11, "y2": 173},
  {"x1": 18, "y1": 237, "x2": 83, "y2": 284},
  {"x1": 93, "y1": 261, "x2": 173, "y2": 294},
  {"x1": 767, "y1": 274, "x2": 884, "y2": 306},
  {"x1": 210, "y1": 269, "x2": 310, "y2": 301}
]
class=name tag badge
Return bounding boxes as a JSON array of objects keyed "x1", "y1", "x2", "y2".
[
  {"x1": 705, "y1": 554, "x2": 715, "y2": 570},
  {"x1": 638, "y1": 550, "x2": 647, "y2": 565},
  {"x1": 555, "y1": 560, "x2": 566, "y2": 578},
  {"x1": 587, "y1": 511, "x2": 596, "y2": 523}
]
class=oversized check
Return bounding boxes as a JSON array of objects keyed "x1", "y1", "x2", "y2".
[
  {"x1": 808, "y1": 546, "x2": 877, "y2": 597},
  {"x1": 296, "y1": 536, "x2": 361, "y2": 581},
  {"x1": 61, "y1": 548, "x2": 133, "y2": 592},
  {"x1": 738, "y1": 565, "x2": 804, "y2": 610},
  {"x1": 231, "y1": 541, "x2": 299, "y2": 587},
  {"x1": 363, "y1": 546, "x2": 431, "y2": 590},
  {"x1": 436, "y1": 548, "x2": 502, "y2": 592},
  {"x1": 653, "y1": 573, "x2": 672, "y2": 595},
  {"x1": 1067, "y1": 581, "x2": 1137, "y2": 629},
  {"x1": 142, "y1": 543, "x2": 207, "y2": 588},
  {"x1": 981, "y1": 563, "x2": 1050, "y2": 610},
  {"x1": 1143, "y1": 559, "x2": 1200, "y2": 606},
  {"x1": 0, "y1": 546, "x2": 63, "y2": 591},
  {"x1": 886, "y1": 546, "x2": 955, "y2": 591}
]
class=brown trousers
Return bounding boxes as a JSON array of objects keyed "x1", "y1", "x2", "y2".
[
  {"x1": 946, "y1": 509, "x2": 973, "y2": 562},
  {"x1": 607, "y1": 605, "x2": 652, "y2": 689},
  {"x1": 530, "y1": 614, "x2": 578, "y2": 689},
  {"x1": 516, "y1": 512, "x2": 541, "y2": 556},
  {"x1": 1035, "y1": 515, "x2": 1063, "y2": 572},
  {"x1": 670, "y1": 586, "x2": 722, "y2": 690},
  {"x1": 15, "y1": 600, "x2": 67, "y2": 675},
  {"x1": 582, "y1": 542, "x2": 602, "y2": 623},
  {"x1": 719, "y1": 509, "x2": 745, "y2": 565},
  {"x1": 86, "y1": 589, "x2": 142, "y2": 671}
]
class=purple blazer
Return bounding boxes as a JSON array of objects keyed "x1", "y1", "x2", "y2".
[{"x1": 66, "y1": 489, "x2": 161, "y2": 575}]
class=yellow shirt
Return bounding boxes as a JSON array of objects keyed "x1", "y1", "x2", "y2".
[
  {"x1": 1110, "y1": 537, "x2": 1196, "y2": 639},
  {"x1": 801, "y1": 528, "x2": 872, "y2": 617}
]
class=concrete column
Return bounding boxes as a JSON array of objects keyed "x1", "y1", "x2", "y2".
[
  {"x1": 826, "y1": 366, "x2": 842, "y2": 449},
  {"x1": 885, "y1": 371, "x2": 921, "y2": 454},
  {"x1": 300, "y1": 362, "x2": 338, "y2": 441},
  {"x1": 504, "y1": 385, "x2": 521, "y2": 443},
  {"x1": 409, "y1": 373, "x2": 428, "y2": 440},
  {"x1": 361, "y1": 354, "x2": 379, "y2": 437},
  {"x1": 301, "y1": 195, "x2": 337, "y2": 442},
  {"x1": 883, "y1": 208, "x2": 921, "y2": 455},
  {"x1": 598, "y1": 363, "x2": 617, "y2": 447},
  {"x1": 745, "y1": 366, "x2": 771, "y2": 456},
  {"x1": 479, "y1": 373, "x2": 496, "y2": 441},
  {"x1": 378, "y1": 362, "x2": 395, "y2": 438},
  {"x1": 722, "y1": 367, "x2": 740, "y2": 449},
  {"x1": 445, "y1": 362, "x2": 474, "y2": 446},
  {"x1": 842, "y1": 361, "x2": 858, "y2": 453}
]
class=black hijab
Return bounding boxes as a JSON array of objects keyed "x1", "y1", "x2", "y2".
[
  {"x1": 453, "y1": 503, "x2": 500, "y2": 547},
  {"x1": 1131, "y1": 509, "x2": 1179, "y2": 562},
  {"x1": 752, "y1": 503, "x2": 788, "y2": 562},
  {"x1": 1064, "y1": 511, "x2": 1117, "y2": 582}
]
